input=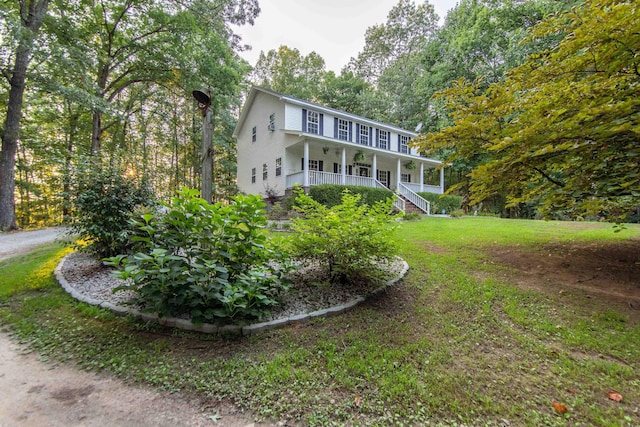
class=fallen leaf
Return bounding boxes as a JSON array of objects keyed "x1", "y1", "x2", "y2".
[
  {"x1": 354, "y1": 396, "x2": 362, "y2": 407},
  {"x1": 552, "y1": 402, "x2": 568, "y2": 414},
  {"x1": 567, "y1": 388, "x2": 578, "y2": 394},
  {"x1": 608, "y1": 390, "x2": 623, "y2": 402}
]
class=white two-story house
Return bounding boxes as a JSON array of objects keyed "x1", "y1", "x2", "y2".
[{"x1": 233, "y1": 86, "x2": 444, "y2": 213}]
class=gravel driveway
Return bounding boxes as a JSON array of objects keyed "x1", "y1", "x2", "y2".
[
  {"x1": 0, "y1": 228, "x2": 264, "y2": 427},
  {"x1": 0, "y1": 227, "x2": 69, "y2": 262}
]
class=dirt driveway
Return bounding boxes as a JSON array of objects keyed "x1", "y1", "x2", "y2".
[{"x1": 0, "y1": 229, "x2": 265, "y2": 427}]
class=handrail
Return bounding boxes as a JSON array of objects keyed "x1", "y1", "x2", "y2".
[
  {"x1": 398, "y1": 182, "x2": 430, "y2": 214},
  {"x1": 374, "y1": 180, "x2": 405, "y2": 213}
]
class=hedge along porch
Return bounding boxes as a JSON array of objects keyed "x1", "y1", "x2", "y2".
[{"x1": 233, "y1": 87, "x2": 444, "y2": 213}]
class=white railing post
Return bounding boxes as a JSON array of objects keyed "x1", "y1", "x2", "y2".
[{"x1": 420, "y1": 163, "x2": 424, "y2": 193}]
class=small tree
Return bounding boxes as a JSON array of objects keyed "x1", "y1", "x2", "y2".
[
  {"x1": 289, "y1": 190, "x2": 398, "y2": 285},
  {"x1": 68, "y1": 169, "x2": 153, "y2": 258}
]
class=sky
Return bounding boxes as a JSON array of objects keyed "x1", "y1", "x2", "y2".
[{"x1": 233, "y1": 0, "x2": 460, "y2": 73}]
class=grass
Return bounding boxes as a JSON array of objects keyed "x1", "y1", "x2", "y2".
[{"x1": 1, "y1": 218, "x2": 640, "y2": 426}]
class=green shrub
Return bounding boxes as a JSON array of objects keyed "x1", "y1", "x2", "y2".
[
  {"x1": 309, "y1": 185, "x2": 394, "y2": 208},
  {"x1": 417, "y1": 192, "x2": 462, "y2": 215},
  {"x1": 288, "y1": 189, "x2": 398, "y2": 286},
  {"x1": 105, "y1": 189, "x2": 290, "y2": 324},
  {"x1": 68, "y1": 169, "x2": 153, "y2": 258}
]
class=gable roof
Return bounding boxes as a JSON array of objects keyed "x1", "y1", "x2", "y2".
[{"x1": 233, "y1": 86, "x2": 420, "y2": 139}]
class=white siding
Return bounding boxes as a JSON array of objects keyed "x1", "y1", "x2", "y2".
[{"x1": 236, "y1": 92, "x2": 287, "y2": 196}]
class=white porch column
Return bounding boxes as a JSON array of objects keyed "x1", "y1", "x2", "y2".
[
  {"x1": 341, "y1": 148, "x2": 346, "y2": 184},
  {"x1": 372, "y1": 153, "x2": 377, "y2": 183},
  {"x1": 303, "y1": 141, "x2": 309, "y2": 188},
  {"x1": 396, "y1": 158, "x2": 402, "y2": 189},
  {"x1": 420, "y1": 163, "x2": 424, "y2": 192},
  {"x1": 440, "y1": 166, "x2": 445, "y2": 194}
]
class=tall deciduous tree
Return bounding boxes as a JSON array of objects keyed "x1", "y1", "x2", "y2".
[
  {"x1": 413, "y1": 0, "x2": 640, "y2": 220},
  {"x1": 0, "y1": 0, "x2": 50, "y2": 230},
  {"x1": 250, "y1": 45, "x2": 327, "y2": 101},
  {"x1": 347, "y1": 0, "x2": 438, "y2": 84}
]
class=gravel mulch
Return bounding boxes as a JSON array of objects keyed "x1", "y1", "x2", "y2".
[{"x1": 58, "y1": 252, "x2": 407, "y2": 326}]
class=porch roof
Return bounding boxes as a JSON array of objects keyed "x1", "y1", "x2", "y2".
[{"x1": 283, "y1": 130, "x2": 442, "y2": 168}]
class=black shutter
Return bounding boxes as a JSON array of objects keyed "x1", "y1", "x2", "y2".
[
  {"x1": 334, "y1": 163, "x2": 339, "y2": 173},
  {"x1": 356, "y1": 124, "x2": 360, "y2": 144},
  {"x1": 375, "y1": 129, "x2": 379, "y2": 148},
  {"x1": 348, "y1": 165, "x2": 353, "y2": 175},
  {"x1": 387, "y1": 171, "x2": 391, "y2": 187},
  {"x1": 319, "y1": 161, "x2": 324, "y2": 172},
  {"x1": 319, "y1": 113, "x2": 324, "y2": 135},
  {"x1": 334, "y1": 118, "x2": 338, "y2": 138},
  {"x1": 302, "y1": 109, "x2": 307, "y2": 131},
  {"x1": 301, "y1": 157, "x2": 304, "y2": 171},
  {"x1": 348, "y1": 121, "x2": 353, "y2": 141},
  {"x1": 397, "y1": 134, "x2": 401, "y2": 152},
  {"x1": 369, "y1": 127, "x2": 373, "y2": 146}
]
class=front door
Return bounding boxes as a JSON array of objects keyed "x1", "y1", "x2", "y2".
[{"x1": 377, "y1": 169, "x2": 390, "y2": 188}]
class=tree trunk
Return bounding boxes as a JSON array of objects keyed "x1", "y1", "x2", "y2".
[
  {"x1": 91, "y1": 111, "x2": 102, "y2": 155},
  {"x1": 0, "y1": 0, "x2": 50, "y2": 231}
]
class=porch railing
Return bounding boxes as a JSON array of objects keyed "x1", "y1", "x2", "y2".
[
  {"x1": 286, "y1": 171, "x2": 380, "y2": 188},
  {"x1": 398, "y1": 182, "x2": 430, "y2": 214},
  {"x1": 401, "y1": 182, "x2": 443, "y2": 195}
]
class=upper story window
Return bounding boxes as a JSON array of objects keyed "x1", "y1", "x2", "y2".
[
  {"x1": 251, "y1": 167, "x2": 256, "y2": 183},
  {"x1": 268, "y1": 113, "x2": 276, "y2": 131},
  {"x1": 252, "y1": 126, "x2": 257, "y2": 142},
  {"x1": 358, "y1": 125, "x2": 369, "y2": 145},
  {"x1": 275, "y1": 157, "x2": 282, "y2": 176},
  {"x1": 305, "y1": 110, "x2": 319, "y2": 134},
  {"x1": 337, "y1": 118, "x2": 349, "y2": 141},
  {"x1": 262, "y1": 163, "x2": 268, "y2": 180},
  {"x1": 399, "y1": 135, "x2": 410, "y2": 154},
  {"x1": 378, "y1": 130, "x2": 388, "y2": 150}
]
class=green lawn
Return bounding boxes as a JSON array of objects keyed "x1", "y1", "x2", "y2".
[{"x1": 1, "y1": 218, "x2": 639, "y2": 426}]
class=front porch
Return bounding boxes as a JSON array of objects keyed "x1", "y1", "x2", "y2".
[
  {"x1": 281, "y1": 138, "x2": 444, "y2": 214},
  {"x1": 285, "y1": 170, "x2": 442, "y2": 194},
  {"x1": 285, "y1": 170, "x2": 440, "y2": 214}
]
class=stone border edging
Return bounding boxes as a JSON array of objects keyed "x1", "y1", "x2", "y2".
[{"x1": 55, "y1": 255, "x2": 409, "y2": 335}]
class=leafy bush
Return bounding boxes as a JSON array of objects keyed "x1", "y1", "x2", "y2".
[
  {"x1": 417, "y1": 192, "x2": 462, "y2": 214},
  {"x1": 68, "y1": 169, "x2": 153, "y2": 258},
  {"x1": 105, "y1": 189, "x2": 290, "y2": 324},
  {"x1": 309, "y1": 185, "x2": 394, "y2": 208},
  {"x1": 288, "y1": 190, "x2": 398, "y2": 286}
]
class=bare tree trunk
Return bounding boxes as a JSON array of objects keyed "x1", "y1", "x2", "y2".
[{"x1": 0, "y1": 0, "x2": 50, "y2": 231}]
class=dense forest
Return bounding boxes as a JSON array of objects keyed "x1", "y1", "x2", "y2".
[{"x1": 1, "y1": 0, "x2": 638, "y2": 229}]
